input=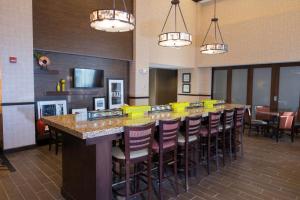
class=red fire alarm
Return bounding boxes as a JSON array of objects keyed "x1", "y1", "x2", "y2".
[{"x1": 9, "y1": 56, "x2": 17, "y2": 63}]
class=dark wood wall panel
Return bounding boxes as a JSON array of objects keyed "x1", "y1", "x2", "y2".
[
  {"x1": 270, "y1": 66, "x2": 280, "y2": 111},
  {"x1": 34, "y1": 50, "x2": 129, "y2": 112},
  {"x1": 33, "y1": 0, "x2": 133, "y2": 61},
  {"x1": 246, "y1": 68, "x2": 253, "y2": 106},
  {"x1": 151, "y1": 69, "x2": 178, "y2": 105},
  {"x1": 226, "y1": 68, "x2": 232, "y2": 103}
]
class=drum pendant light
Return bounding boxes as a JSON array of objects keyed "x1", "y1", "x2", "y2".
[
  {"x1": 90, "y1": 0, "x2": 135, "y2": 32},
  {"x1": 158, "y1": 0, "x2": 192, "y2": 48},
  {"x1": 200, "y1": 0, "x2": 228, "y2": 54}
]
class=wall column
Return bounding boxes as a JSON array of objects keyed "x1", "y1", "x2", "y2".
[
  {"x1": 129, "y1": 0, "x2": 150, "y2": 105},
  {"x1": 0, "y1": 0, "x2": 35, "y2": 150}
]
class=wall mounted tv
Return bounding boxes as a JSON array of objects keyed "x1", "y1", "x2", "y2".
[{"x1": 73, "y1": 68, "x2": 104, "y2": 88}]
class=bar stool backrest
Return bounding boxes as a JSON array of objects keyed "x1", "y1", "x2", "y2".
[
  {"x1": 185, "y1": 115, "x2": 202, "y2": 140},
  {"x1": 234, "y1": 107, "x2": 246, "y2": 128},
  {"x1": 158, "y1": 118, "x2": 181, "y2": 150},
  {"x1": 124, "y1": 122, "x2": 155, "y2": 159},
  {"x1": 208, "y1": 112, "x2": 221, "y2": 135},
  {"x1": 223, "y1": 109, "x2": 234, "y2": 129},
  {"x1": 279, "y1": 112, "x2": 295, "y2": 130}
]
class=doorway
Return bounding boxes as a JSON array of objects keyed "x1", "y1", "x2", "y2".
[{"x1": 149, "y1": 68, "x2": 178, "y2": 105}]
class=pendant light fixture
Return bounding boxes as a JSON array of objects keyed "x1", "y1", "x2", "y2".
[
  {"x1": 158, "y1": 0, "x2": 192, "y2": 48},
  {"x1": 200, "y1": 0, "x2": 228, "y2": 54},
  {"x1": 90, "y1": 0, "x2": 135, "y2": 32}
]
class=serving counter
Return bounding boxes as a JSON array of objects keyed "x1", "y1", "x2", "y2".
[{"x1": 42, "y1": 104, "x2": 248, "y2": 200}]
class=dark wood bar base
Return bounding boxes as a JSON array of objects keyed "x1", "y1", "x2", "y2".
[{"x1": 61, "y1": 132, "x2": 116, "y2": 200}]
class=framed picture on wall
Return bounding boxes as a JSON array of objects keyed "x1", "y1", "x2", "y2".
[
  {"x1": 182, "y1": 84, "x2": 191, "y2": 93},
  {"x1": 93, "y1": 97, "x2": 106, "y2": 110},
  {"x1": 108, "y1": 79, "x2": 124, "y2": 109},
  {"x1": 182, "y1": 73, "x2": 191, "y2": 83}
]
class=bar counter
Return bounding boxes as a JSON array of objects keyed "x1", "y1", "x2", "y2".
[{"x1": 42, "y1": 104, "x2": 248, "y2": 200}]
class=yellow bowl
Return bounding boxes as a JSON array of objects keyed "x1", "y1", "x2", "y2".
[
  {"x1": 170, "y1": 102, "x2": 190, "y2": 113},
  {"x1": 122, "y1": 105, "x2": 151, "y2": 118}
]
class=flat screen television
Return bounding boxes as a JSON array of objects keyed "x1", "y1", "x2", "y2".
[{"x1": 73, "y1": 68, "x2": 104, "y2": 88}]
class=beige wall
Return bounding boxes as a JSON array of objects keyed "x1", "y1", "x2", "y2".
[
  {"x1": 147, "y1": 0, "x2": 197, "y2": 69},
  {"x1": 130, "y1": 0, "x2": 198, "y2": 105},
  {"x1": 133, "y1": 0, "x2": 300, "y2": 105},
  {"x1": 196, "y1": 0, "x2": 300, "y2": 67},
  {"x1": 177, "y1": 67, "x2": 212, "y2": 102},
  {"x1": 0, "y1": 0, "x2": 35, "y2": 150},
  {"x1": 130, "y1": 0, "x2": 151, "y2": 103}
]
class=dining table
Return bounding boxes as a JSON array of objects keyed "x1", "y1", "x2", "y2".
[{"x1": 42, "y1": 103, "x2": 250, "y2": 200}]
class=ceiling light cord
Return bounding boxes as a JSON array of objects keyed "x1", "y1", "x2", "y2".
[
  {"x1": 113, "y1": 0, "x2": 116, "y2": 17},
  {"x1": 178, "y1": 4, "x2": 189, "y2": 33},
  {"x1": 161, "y1": 4, "x2": 173, "y2": 33},
  {"x1": 175, "y1": 4, "x2": 177, "y2": 32},
  {"x1": 217, "y1": 22, "x2": 225, "y2": 43},
  {"x1": 201, "y1": 21, "x2": 213, "y2": 46},
  {"x1": 214, "y1": 0, "x2": 217, "y2": 19},
  {"x1": 111, "y1": 0, "x2": 128, "y2": 12},
  {"x1": 122, "y1": 0, "x2": 128, "y2": 13},
  {"x1": 161, "y1": 0, "x2": 189, "y2": 33}
]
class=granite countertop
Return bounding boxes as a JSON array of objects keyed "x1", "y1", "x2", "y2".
[{"x1": 42, "y1": 104, "x2": 249, "y2": 140}]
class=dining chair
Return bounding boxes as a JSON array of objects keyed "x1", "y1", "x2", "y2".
[
  {"x1": 112, "y1": 122, "x2": 155, "y2": 200},
  {"x1": 178, "y1": 115, "x2": 201, "y2": 191},
  {"x1": 199, "y1": 112, "x2": 221, "y2": 174},
  {"x1": 294, "y1": 109, "x2": 300, "y2": 135},
  {"x1": 152, "y1": 118, "x2": 180, "y2": 199},
  {"x1": 244, "y1": 107, "x2": 268, "y2": 136},
  {"x1": 276, "y1": 112, "x2": 295, "y2": 143}
]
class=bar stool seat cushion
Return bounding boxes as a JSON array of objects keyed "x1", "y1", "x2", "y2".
[
  {"x1": 177, "y1": 133, "x2": 197, "y2": 145},
  {"x1": 112, "y1": 147, "x2": 148, "y2": 160},
  {"x1": 218, "y1": 124, "x2": 233, "y2": 131},
  {"x1": 251, "y1": 119, "x2": 267, "y2": 125},
  {"x1": 152, "y1": 140, "x2": 176, "y2": 153},
  {"x1": 199, "y1": 127, "x2": 218, "y2": 137},
  {"x1": 235, "y1": 119, "x2": 249, "y2": 128}
]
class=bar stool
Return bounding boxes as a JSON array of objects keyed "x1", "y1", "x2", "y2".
[
  {"x1": 199, "y1": 112, "x2": 221, "y2": 175},
  {"x1": 219, "y1": 109, "x2": 234, "y2": 165},
  {"x1": 152, "y1": 118, "x2": 180, "y2": 199},
  {"x1": 233, "y1": 107, "x2": 246, "y2": 159},
  {"x1": 48, "y1": 126, "x2": 63, "y2": 155},
  {"x1": 178, "y1": 115, "x2": 201, "y2": 192},
  {"x1": 112, "y1": 122, "x2": 155, "y2": 200}
]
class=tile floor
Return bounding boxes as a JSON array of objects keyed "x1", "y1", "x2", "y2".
[{"x1": 0, "y1": 134, "x2": 300, "y2": 200}]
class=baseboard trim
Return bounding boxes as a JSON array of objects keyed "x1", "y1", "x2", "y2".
[
  {"x1": 1, "y1": 102, "x2": 35, "y2": 106},
  {"x1": 178, "y1": 94, "x2": 211, "y2": 97},
  {"x1": 3, "y1": 144, "x2": 37, "y2": 154},
  {"x1": 128, "y1": 96, "x2": 150, "y2": 99}
]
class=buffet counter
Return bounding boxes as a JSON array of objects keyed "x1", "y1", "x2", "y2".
[{"x1": 42, "y1": 103, "x2": 248, "y2": 200}]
